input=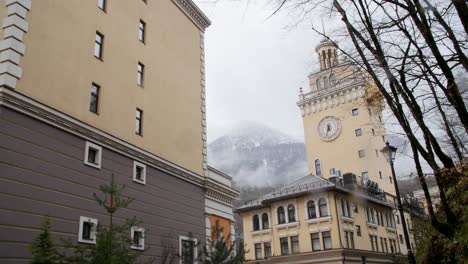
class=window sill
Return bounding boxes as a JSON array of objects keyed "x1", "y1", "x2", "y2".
[
  {"x1": 367, "y1": 222, "x2": 378, "y2": 229},
  {"x1": 305, "y1": 216, "x2": 332, "y2": 224},
  {"x1": 341, "y1": 216, "x2": 354, "y2": 224},
  {"x1": 84, "y1": 161, "x2": 101, "y2": 169},
  {"x1": 78, "y1": 239, "x2": 96, "y2": 245},
  {"x1": 251, "y1": 229, "x2": 272, "y2": 235},
  {"x1": 386, "y1": 227, "x2": 397, "y2": 233},
  {"x1": 275, "y1": 222, "x2": 299, "y2": 229},
  {"x1": 131, "y1": 245, "x2": 144, "y2": 251},
  {"x1": 133, "y1": 178, "x2": 146, "y2": 185}
]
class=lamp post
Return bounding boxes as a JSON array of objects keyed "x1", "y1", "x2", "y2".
[{"x1": 381, "y1": 142, "x2": 416, "y2": 264}]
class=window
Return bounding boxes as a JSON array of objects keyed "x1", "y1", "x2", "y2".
[
  {"x1": 389, "y1": 176, "x2": 393, "y2": 184},
  {"x1": 368, "y1": 108, "x2": 372, "y2": 116},
  {"x1": 362, "y1": 171, "x2": 369, "y2": 181},
  {"x1": 352, "y1": 203, "x2": 359, "y2": 213},
  {"x1": 384, "y1": 238, "x2": 389, "y2": 253},
  {"x1": 358, "y1": 150, "x2": 366, "y2": 158},
  {"x1": 179, "y1": 236, "x2": 197, "y2": 264},
  {"x1": 382, "y1": 135, "x2": 385, "y2": 143},
  {"x1": 264, "y1": 242, "x2": 271, "y2": 258},
  {"x1": 330, "y1": 74, "x2": 336, "y2": 86},
  {"x1": 280, "y1": 237, "x2": 289, "y2": 255},
  {"x1": 78, "y1": 216, "x2": 97, "y2": 244},
  {"x1": 352, "y1": 108, "x2": 359, "y2": 116},
  {"x1": 90, "y1": 83, "x2": 100, "y2": 114},
  {"x1": 379, "y1": 115, "x2": 382, "y2": 122},
  {"x1": 319, "y1": 198, "x2": 328, "y2": 217},
  {"x1": 131, "y1": 227, "x2": 145, "y2": 250},
  {"x1": 396, "y1": 215, "x2": 400, "y2": 224},
  {"x1": 355, "y1": 128, "x2": 362, "y2": 136},
  {"x1": 84, "y1": 141, "x2": 102, "y2": 169},
  {"x1": 399, "y1": 234, "x2": 404, "y2": 244},
  {"x1": 290, "y1": 236, "x2": 300, "y2": 254},
  {"x1": 307, "y1": 200, "x2": 317, "y2": 219},
  {"x1": 341, "y1": 199, "x2": 351, "y2": 218},
  {"x1": 94, "y1": 31, "x2": 104, "y2": 59},
  {"x1": 389, "y1": 239, "x2": 395, "y2": 253},
  {"x1": 370, "y1": 235, "x2": 378, "y2": 251},
  {"x1": 316, "y1": 79, "x2": 321, "y2": 90},
  {"x1": 379, "y1": 171, "x2": 382, "y2": 179},
  {"x1": 372, "y1": 128, "x2": 375, "y2": 136},
  {"x1": 136, "y1": 109, "x2": 143, "y2": 135},
  {"x1": 323, "y1": 76, "x2": 329, "y2": 88},
  {"x1": 375, "y1": 149, "x2": 379, "y2": 157},
  {"x1": 137, "y1": 62, "x2": 145, "y2": 87},
  {"x1": 98, "y1": 0, "x2": 106, "y2": 11},
  {"x1": 133, "y1": 161, "x2": 146, "y2": 184},
  {"x1": 311, "y1": 233, "x2": 320, "y2": 251},
  {"x1": 277, "y1": 206, "x2": 286, "y2": 224},
  {"x1": 344, "y1": 231, "x2": 354, "y2": 249},
  {"x1": 380, "y1": 237, "x2": 385, "y2": 253},
  {"x1": 287, "y1": 204, "x2": 296, "y2": 222},
  {"x1": 315, "y1": 159, "x2": 322, "y2": 176},
  {"x1": 254, "y1": 243, "x2": 262, "y2": 260},
  {"x1": 252, "y1": 215, "x2": 260, "y2": 231},
  {"x1": 356, "y1": 225, "x2": 361, "y2": 236},
  {"x1": 261, "y1": 213, "x2": 269, "y2": 229},
  {"x1": 322, "y1": 231, "x2": 332, "y2": 250},
  {"x1": 139, "y1": 20, "x2": 146, "y2": 43},
  {"x1": 142, "y1": 0, "x2": 147, "y2": 3}
]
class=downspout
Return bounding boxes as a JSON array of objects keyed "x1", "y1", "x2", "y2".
[{"x1": 334, "y1": 193, "x2": 343, "y2": 248}]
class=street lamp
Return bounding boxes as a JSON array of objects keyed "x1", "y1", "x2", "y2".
[{"x1": 381, "y1": 142, "x2": 416, "y2": 264}]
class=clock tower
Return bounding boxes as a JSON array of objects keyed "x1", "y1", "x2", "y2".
[{"x1": 297, "y1": 39, "x2": 395, "y2": 196}]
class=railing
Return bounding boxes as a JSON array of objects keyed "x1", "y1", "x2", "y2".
[{"x1": 299, "y1": 79, "x2": 365, "y2": 104}]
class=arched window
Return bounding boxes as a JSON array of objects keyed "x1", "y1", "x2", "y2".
[
  {"x1": 319, "y1": 198, "x2": 328, "y2": 217},
  {"x1": 327, "y1": 49, "x2": 332, "y2": 67},
  {"x1": 307, "y1": 200, "x2": 317, "y2": 219},
  {"x1": 316, "y1": 79, "x2": 321, "y2": 90},
  {"x1": 323, "y1": 76, "x2": 329, "y2": 88},
  {"x1": 287, "y1": 204, "x2": 296, "y2": 222},
  {"x1": 330, "y1": 74, "x2": 336, "y2": 86},
  {"x1": 315, "y1": 159, "x2": 322, "y2": 176},
  {"x1": 322, "y1": 50, "x2": 327, "y2": 68},
  {"x1": 262, "y1": 213, "x2": 269, "y2": 229},
  {"x1": 277, "y1": 206, "x2": 286, "y2": 224},
  {"x1": 252, "y1": 215, "x2": 260, "y2": 231}
]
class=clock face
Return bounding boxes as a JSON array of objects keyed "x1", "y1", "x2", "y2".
[{"x1": 318, "y1": 116, "x2": 341, "y2": 141}]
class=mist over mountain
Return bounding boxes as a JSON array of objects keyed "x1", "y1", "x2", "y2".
[{"x1": 207, "y1": 121, "x2": 308, "y2": 187}]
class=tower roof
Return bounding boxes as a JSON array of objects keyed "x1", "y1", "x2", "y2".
[{"x1": 315, "y1": 38, "x2": 338, "y2": 52}]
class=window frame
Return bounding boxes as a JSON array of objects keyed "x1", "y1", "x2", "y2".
[
  {"x1": 179, "y1": 236, "x2": 198, "y2": 264},
  {"x1": 84, "y1": 141, "x2": 102, "y2": 169},
  {"x1": 94, "y1": 31, "x2": 104, "y2": 60},
  {"x1": 90, "y1": 83, "x2": 100, "y2": 114},
  {"x1": 307, "y1": 200, "x2": 317, "y2": 219},
  {"x1": 252, "y1": 214, "x2": 260, "y2": 231},
  {"x1": 280, "y1": 237, "x2": 289, "y2": 255},
  {"x1": 254, "y1": 243, "x2": 262, "y2": 260},
  {"x1": 261, "y1": 213, "x2": 269, "y2": 229},
  {"x1": 78, "y1": 216, "x2": 98, "y2": 244},
  {"x1": 355, "y1": 128, "x2": 362, "y2": 136},
  {"x1": 358, "y1": 149, "x2": 366, "y2": 158},
  {"x1": 138, "y1": 19, "x2": 146, "y2": 43},
  {"x1": 277, "y1": 206, "x2": 286, "y2": 225},
  {"x1": 97, "y1": 0, "x2": 106, "y2": 11},
  {"x1": 322, "y1": 231, "x2": 332, "y2": 250},
  {"x1": 311, "y1": 232, "x2": 321, "y2": 251},
  {"x1": 137, "y1": 62, "x2": 145, "y2": 87},
  {"x1": 263, "y1": 241, "x2": 272, "y2": 258},
  {"x1": 131, "y1": 226, "x2": 145, "y2": 250},
  {"x1": 290, "y1": 235, "x2": 300, "y2": 254},
  {"x1": 287, "y1": 204, "x2": 296, "y2": 223},
  {"x1": 356, "y1": 225, "x2": 361, "y2": 236},
  {"x1": 352, "y1": 108, "x2": 359, "y2": 116},
  {"x1": 318, "y1": 198, "x2": 328, "y2": 217},
  {"x1": 133, "y1": 161, "x2": 147, "y2": 184},
  {"x1": 315, "y1": 159, "x2": 322, "y2": 176}
]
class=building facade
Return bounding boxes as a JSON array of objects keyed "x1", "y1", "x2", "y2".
[
  {"x1": 239, "y1": 40, "x2": 415, "y2": 263},
  {"x1": 0, "y1": 0, "x2": 238, "y2": 263}
]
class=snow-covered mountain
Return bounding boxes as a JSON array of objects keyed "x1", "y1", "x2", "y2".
[{"x1": 208, "y1": 121, "x2": 308, "y2": 187}]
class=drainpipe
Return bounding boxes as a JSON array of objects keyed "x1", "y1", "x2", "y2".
[{"x1": 334, "y1": 193, "x2": 343, "y2": 248}]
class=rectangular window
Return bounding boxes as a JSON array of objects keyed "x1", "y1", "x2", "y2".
[
  {"x1": 358, "y1": 150, "x2": 366, "y2": 158},
  {"x1": 180, "y1": 236, "x2": 197, "y2": 264},
  {"x1": 290, "y1": 236, "x2": 300, "y2": 254},
  {"x1": 341, "y1": 199, "x2": 351, "y2": 218},
  {"x1": 98, "y1": 0, "x2": 106, "y2": 11},
  {"x1": 396, "y1": 215, "x2": 400, "y2": 224},
  {"x1": 356, "y1": 225, "x2": 361, "y2": 236},
  {"x1": 131, "y1": 227, "x2": 145, "y2": 250},
  {"x1": 399, "y1": 234, "x2": 404, "y2": 244},
  {"x1": 352, "y1": 108, "x2": 359, "y2": 116},
  {"x1": 382, "y1": 135, "x2": 385, "y2": 142},
  {"x1": 380, "y1": 237, "x2": 384, "y2": 252},
  {"x1": 389, "y1": 176, "x2": 393, "y2": 184},
  {"x1": 90, "y1": 83, "x2": 100, "y2": 114},
  {"x1": 379, "y1": 171, "x2": 382, "y2": 179},
  {"x1": 84, "y1": 141, "x2": 102, "y2": 169},
  {"x1": 136, "y1": 109, "x2": 143, "y2": 135},
  {"x1": 133, "y1": 161, "x2": 146, "y2": 184},
  {"x1": 384, "y1": 238, "x2": 388, "y2": 253},
  {"x1": 372, "y1": 128, "x2": 375, "y2": 135},
  {"x1": 78, "y1": 216, "x2": 97, "y2": 244},
  {"x1": 139, "y1": 20, "x2": 146, "y2": 43},
  {"x1": 344, "y1": 231, "x2": 354, "y2": 249},
  {"x1": 263, "y1": 242, "x2": 271, "y2": 258},
  {"x1": 311, "y1": 233, "x2": 320, "y2": 251},
  {"x1": 94, "y1": 31, "x2": 104, "y2": 59},
  {"x1": 137, "y1": 62, "x2": 145, "y2": 87},
  {"x1": 355, "y1": 128, "x2": 362, "y2": 136},
  {"x1": 375, "y1": 149, "x2": 379, "y2": 157},
  {"x1": 370, "y1": 236, "x2": 375, "y2": 251},
  {"x1": 280, "y1": 237, "x2": 289, "y2": 255},
  {"x1": 362, "y1": 171, "x2": 368, "y2": 181},
  {"x1": 254, "y1": 243, "x2": 262, "y2": 260},
  {"x1": 322, "y1": 231, "x2": 332, "y2": 250}
]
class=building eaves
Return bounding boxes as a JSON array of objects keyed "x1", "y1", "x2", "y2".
[{"x1": 172, "y1": 0, "x2": 211, "y2": 31}]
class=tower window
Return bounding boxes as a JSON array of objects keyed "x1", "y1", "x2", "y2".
[
  {"x1": 137, "y1": 62, "x2": 145, "y2": 87},
  {"x1": 315, "y1": 159, "x2": 322, "y2": 176},
  {"x1": 358, "y1": 150, "x2": 366, "y2": 158},
  {"x1": 94, "y1": 31, "x2": 104, "y2": 59},
  {"x1": 323, "y1": 76, "x2": 329, "y2": 88},
  {"x1": 355, "y1": 129, "x2": 362, "y2": 136},
  {"x1": 352, "y1": 108, "x2": 359, "y2": 116},
  {"x1": 316, "y1": 79, "x2": 321, "y2": 90},
  {"x1": 98, "y1": 0, "x2": 106, "y2": 11},
  {"x1": 90, "y1": 83, "x2": 100, "y2": 114}
]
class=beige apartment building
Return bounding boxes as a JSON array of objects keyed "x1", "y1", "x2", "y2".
[
  {"x1": 239, "y1": 40, "x2": 415, "y2": 263},
  {"x1": 0, "y1": 0, "x2": 238, "y2": 263}
]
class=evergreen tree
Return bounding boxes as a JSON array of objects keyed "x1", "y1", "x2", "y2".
[
  {"x1": 30, "y1": 216, "x2": 57, "y2": 264},
  {"x1": 201, "y1": 220, "x2": 246, "y2": 264}
]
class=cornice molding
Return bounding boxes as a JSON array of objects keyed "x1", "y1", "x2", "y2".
[
  {"x1": 0, "y1": 88, "x2": 206, "y2": 187},
  {"x1": 172, "y1": 0, "x2": 211, "y2": 31}
]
